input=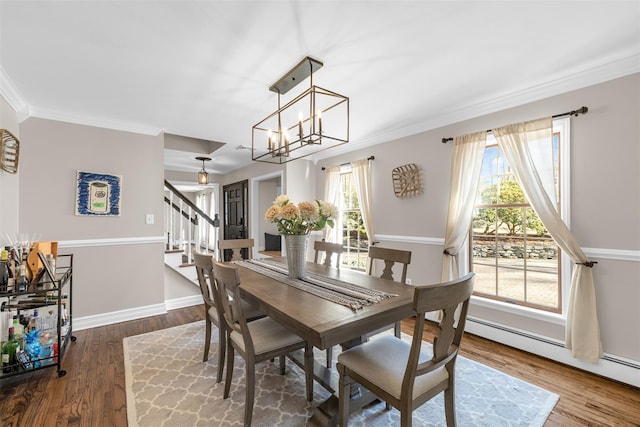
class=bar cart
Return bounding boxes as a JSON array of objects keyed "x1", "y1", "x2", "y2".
[{"x1": 1, "y1": 253, "x2": 75, "y2": 378}]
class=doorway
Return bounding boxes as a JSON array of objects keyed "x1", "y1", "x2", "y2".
[{"x1": 222, "y1": 180, "x2": 248, "y2": 260}]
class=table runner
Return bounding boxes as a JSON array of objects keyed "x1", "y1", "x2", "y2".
[{"x1": 237, "y1": 259, "x2": 397, "y2": 311}]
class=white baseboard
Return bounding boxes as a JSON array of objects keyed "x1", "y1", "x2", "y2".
[
  {"x1": 465, "y1": 317, "x2": 640, "y2": 388},
  {"x1": 73, "y1": 295, "x2": 202, "y2": 331},
  {"x1": 73, "y1": 303, "x2": 167, "y2": 331},
  {"x1": 165, "y1": 294, "x2": 203, "y2": 311}
]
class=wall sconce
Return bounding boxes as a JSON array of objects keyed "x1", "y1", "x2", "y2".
[{"x1": 196, "y1": 156, "x2": 211, "y2": 184}]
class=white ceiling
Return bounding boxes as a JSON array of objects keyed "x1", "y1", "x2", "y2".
[{"x1": 1, "y1": 1, "x2": 639, "y2": 176}]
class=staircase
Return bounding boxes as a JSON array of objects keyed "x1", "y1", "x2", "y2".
[{"x1": 164, "y1": 179, "x2": 217, "y2": 282}]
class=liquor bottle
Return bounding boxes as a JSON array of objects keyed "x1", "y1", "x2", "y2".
[
  {"x1": 29, "y1": 310, "x2": 40, "y2": 332},
  {"x1": 12, "y1": 315, "x2": 24, "y2": 348},
  {"x1": 16, "y1": 264, "x2": 29, "y2": 292},
  {"x1": 0, "y1": 249, "x2": 9, "y2": 293},
  {"x1": 2, "y1": 326, "x2": 20, "y2": 373}
]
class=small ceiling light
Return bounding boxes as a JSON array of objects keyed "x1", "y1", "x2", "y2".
[
  {"x1": 196, "y1": 156, "x2": 211, "y2": 184},
  {"x1": 252, "y1": 56, "x2": 349, "y2": 164}
]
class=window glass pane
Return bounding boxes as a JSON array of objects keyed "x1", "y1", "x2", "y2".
[{"x1": 471, "y1": 134, "x2": 561, "y2": 313}]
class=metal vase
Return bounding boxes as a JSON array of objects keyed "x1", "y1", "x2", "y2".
[{"x1": 284, "y1": 234, "x2": 308, "y2": 278}]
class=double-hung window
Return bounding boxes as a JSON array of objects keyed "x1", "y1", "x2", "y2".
[
  {"x1": 337, "y1": 168, "x2": 369, "y2": 271},
  {"x1": 470, "y1": 118, "x2": 569, "y2": 313}
]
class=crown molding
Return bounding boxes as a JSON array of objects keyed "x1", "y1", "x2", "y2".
[
  {"x1": 315, "y1": 53, "x2": 640, "y2": 161},
  {"x1": 26, "y1": 105, "x2": 163, "y2": 136},
  {"x1": 0, "y1": 66, "x2": 30, "y2": 120}
]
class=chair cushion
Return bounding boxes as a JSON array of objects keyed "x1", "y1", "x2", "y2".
[
  {"x1": 265, "y1": 233, "x2": 282, "y2": 251},
  {"x1": 337, "y1": 335, "x2": 448, "y2": 400},
  {"x1": 230, "y1": 317, "x2": 304, "y2": 355}
]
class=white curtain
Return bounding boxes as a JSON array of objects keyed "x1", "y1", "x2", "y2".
[
  {"x1": 441, "y1": 131, "x2": 486, "y2": 282},
  {"x1": 323, "y1": 165, "x2": 342, "y2": 243},
  {"x1": 493, "y1": 117, "x2": 602, "y2": 364},
  {"x1": 351, "y1": 159, "x2": 375, "y2": 246}
]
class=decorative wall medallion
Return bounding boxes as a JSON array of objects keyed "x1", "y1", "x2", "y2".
[
  {"x1": 0, "y1": 128, "x2": 19, "y2": 174},
  {"x1": 392, "y1": 163, "x2": 423, "y2": 199}
]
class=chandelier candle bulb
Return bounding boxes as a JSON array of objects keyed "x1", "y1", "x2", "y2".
[
  {"x1": 317, "y1": 110, "x2": 322, "y2": 134},
  {"x1": 298, "y1": 112, "x2": 304, "y2": 141}
]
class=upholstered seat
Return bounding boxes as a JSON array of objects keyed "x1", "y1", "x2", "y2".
[
  {"x1": 213, "y1": 260, "x2": 314, "y2": 427},
  {"x1": 337, "y1": 273, "x2": 475, "y2": 427},
  {"x1": 194, "y1": 252, "x2": 263, "y2": 384}
]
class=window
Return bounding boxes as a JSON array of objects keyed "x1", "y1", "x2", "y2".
[
  {"x1": 471, "y1": 123, "x2": 567, "y2": 313},
  {"x1": 339, "y1": 170, "x2": 369, "y2": 270}
]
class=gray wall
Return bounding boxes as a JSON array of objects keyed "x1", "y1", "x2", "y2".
[
  {"x1": 1, "y1": 73, "x2": 637, "y2": 380},
  {"x1": 17, "y1": 117, "x2": 166, "y2": 318},
  {"x1": 316, "y1": 73, "x2": 640, "y2": 363}
]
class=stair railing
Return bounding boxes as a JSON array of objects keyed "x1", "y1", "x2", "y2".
[{"x1": 164, "y1": 180, "x2": 217, "y2": 263}]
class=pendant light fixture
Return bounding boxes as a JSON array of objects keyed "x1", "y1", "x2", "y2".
[
  {"x1": 196, "y1": 156, "x2": 211, "y2": 184},
  {"x1": 252, "y1": 56, "x2": 349, "y2": 164}
]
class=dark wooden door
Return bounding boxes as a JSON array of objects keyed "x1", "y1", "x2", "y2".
[{"x1": 222, "y1": 180, "x2": 248, "y2": 260}]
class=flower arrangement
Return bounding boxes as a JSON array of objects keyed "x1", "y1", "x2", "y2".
[{"x1": 265, "y1": 195, "x2": 337, "y2": 235}]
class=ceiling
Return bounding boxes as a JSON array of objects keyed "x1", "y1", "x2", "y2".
[{"x1": 1, "y1": 1, "x2": 638, "y2": 177}]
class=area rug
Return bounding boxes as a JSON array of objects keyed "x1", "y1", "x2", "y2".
[{"x1": 124, "y1": 321, "x2": 558, "y2": 426}]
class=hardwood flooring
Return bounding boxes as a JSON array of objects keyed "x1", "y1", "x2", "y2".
[{"x1": 1, "y1": 305, "x2": 638, "y2": 427}]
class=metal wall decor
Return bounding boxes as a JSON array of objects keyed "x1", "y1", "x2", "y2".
[
  {"x1": 392, "y1": 163, "x2": 423, "y2": 199},
  {"x1": 252, "y1": 56, "x2": 349, "y2": 164},
  {"x1": 0, "y1": 128, "x2": 20, "y2": 173}
]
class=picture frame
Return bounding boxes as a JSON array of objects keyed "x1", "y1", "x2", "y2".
[{"x1": 75, "y1": 171, "x2": 122, "y2": 216}]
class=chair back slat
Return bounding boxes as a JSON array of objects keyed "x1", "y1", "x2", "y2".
[
  {"x1": 367, "y1": 246, "x2": 412, "y2": 283},
  {"x1": 313, "y1": 240, "x2": 343, "y2": 268},
  {"x1": 212, "y1": 261, "x2": 255, "y2": 355},
  {"x1": 194, "y1": 252, "x2": 217, "y2": 309},
  {"x1": 403, "y1": 273, "x2": 475, "y2": 392},
  {"x1": 218, "y1": 238, "x2": 254, "y2": 261}
]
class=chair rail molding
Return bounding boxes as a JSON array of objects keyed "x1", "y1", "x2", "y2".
[{"x1": 58, "y1": 235, "x2": 166, "y2": 248}]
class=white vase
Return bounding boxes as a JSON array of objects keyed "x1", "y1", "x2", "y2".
[{"x1": 284, "y1": 234, "x2": 308, "y2": 278}]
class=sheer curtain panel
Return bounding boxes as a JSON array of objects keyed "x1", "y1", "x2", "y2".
[
  {"x1": 493, "y1": 117, "x2": 602, "y2": 364},
  {"x1": 323, "y1": 165, "x2": 341, "y2": 243},
  {"x1": 441, "y1": 131, "x2": 486, "y2": 282},
  {"x1": 351, "y1": 159, "x2": 375, "y2": 246}
]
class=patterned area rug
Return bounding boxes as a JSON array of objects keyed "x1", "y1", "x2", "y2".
[{"x1": 124, "y1": 321, "x2": 558, "y2": 426}]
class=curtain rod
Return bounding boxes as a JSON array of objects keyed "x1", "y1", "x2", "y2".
[
  {"x1": 321, "y1": 156, "x2": 374, "y2": 171},
  {"x1": 441, "y1": 106, "x2": 588, "y2": 144}
]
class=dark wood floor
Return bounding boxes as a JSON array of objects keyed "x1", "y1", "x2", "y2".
[{"x1": 1, "y1": 305, "x2": 639, "y2": 427}]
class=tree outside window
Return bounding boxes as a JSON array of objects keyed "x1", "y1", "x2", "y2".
[{"x1": 471, "y1": 135, "x2": 561, "y2": 312}]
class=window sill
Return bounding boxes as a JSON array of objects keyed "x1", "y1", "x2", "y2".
[{"x1": 470, "y1": 295, "x2": 566, "y2": 326}]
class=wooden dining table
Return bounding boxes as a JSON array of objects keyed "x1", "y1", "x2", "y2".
[{"x1": 236, "y1": 258, "x2": 416, "y2": 426}]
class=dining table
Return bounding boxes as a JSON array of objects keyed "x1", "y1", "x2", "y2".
[{"x1": 235, "y1": 257, "x2": 416, "y2": 427}]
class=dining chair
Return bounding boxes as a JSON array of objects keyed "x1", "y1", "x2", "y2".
[
  {"x1": 313, "y1": 240, "x2": 343, "y2": 268},
  {"x1": 212, "y1": 260, "x2": 314, "y2": 427},
  {"x1": 337, "y1": 272, "x2": 475, "y2": 427},
  {"x1": 367, "y1": 246, "x2": 412, "y2": 338},
  {"x1": 193, "y1": 252, "x2": 264, "y2": 383},
  {"x1": 218, "y1": 238, "x2": 254, "y2": 261},
  {"x1": 312, "y1": 240, "x2": 343, "y2": 368}
]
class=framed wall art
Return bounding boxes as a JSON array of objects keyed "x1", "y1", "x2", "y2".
[{"x1": 75, "y1": 171, "x2": 122, "y2": 216}]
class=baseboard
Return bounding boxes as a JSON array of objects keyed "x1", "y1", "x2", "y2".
[
  {"x1": 73, "y1": 303, "x2": 167, "y2": 331},
  {"x1": 165, "y1": 294, "x2": 203, "y2": 311},
  {"x1": 465, "y1": 317, "x2": 640, "y2": 388},
  {"x1": 73, "y1": 296, "x2": 203, "y2": 332}
]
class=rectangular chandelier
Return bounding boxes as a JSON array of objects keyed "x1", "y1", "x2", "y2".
[{"x1": 252, "y1": 57, "x2": 349, "y2": 164}]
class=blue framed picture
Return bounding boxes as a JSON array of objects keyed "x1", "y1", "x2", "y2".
[{"x1": 75, "y1": 171, "x2": 122, "y2": 216}]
